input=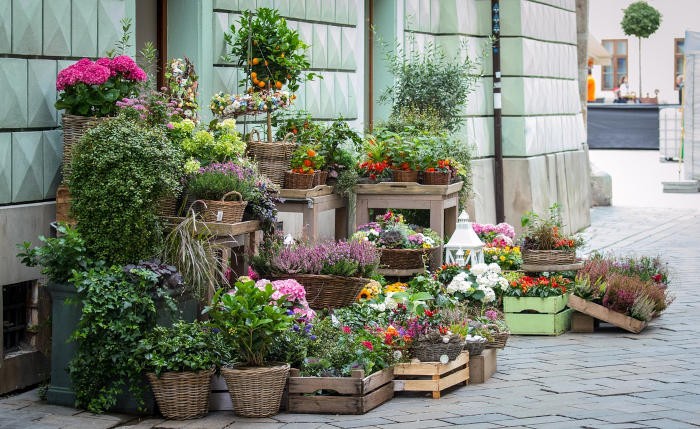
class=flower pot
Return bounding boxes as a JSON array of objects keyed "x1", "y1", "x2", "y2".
[
  {"x1": 422, "y1": 171, "x2": 451, "y2": 185},
  {"x1": 246, "y1": 130, "x2": 296, "y2": 187},
  {"x1": 522, "y1": 249, "x2": 576, "y2": 265},
  {"x1": 147, "y1": 368, "x2": 215, "y2": 420},
  {"x1": 284, "y1": 171, "x2": 315, "y2": 189},
  {"x1": 391, "y1": 169, "x2": 419, "y2": 183},
  {"x1": 411, "y1": 338, "x2": 464, "y2": 362},
  {"x1": 312, "y1": 170, "x2": 328, "y2": 187},
  {"x1": 61, "y1": 114, "x2": 106, "y2": 183},
  {"x1": 200, "y1": 191, "x2": 248, "y2": 223},
  {"x1": 267, "y1": 274, "x2": 368, "y2": 310},
  {"x1": 221, "y1": 363, "x2": 290, "y2": 417}
]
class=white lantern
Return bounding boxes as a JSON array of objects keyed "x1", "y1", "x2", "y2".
[{"x1": 444, "y1": 211, "x2": 485, "y2": 267}]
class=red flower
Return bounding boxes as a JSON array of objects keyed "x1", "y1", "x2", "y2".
[
  {"x1": 653, "y1": 274, "x2": 663, "y2": 283},
  {"x1": 361, "y1": 341, "x2": 374, "y2": 351},
  {"x1": 342, "y1": 326, "x2": 351, "y2": 334}
]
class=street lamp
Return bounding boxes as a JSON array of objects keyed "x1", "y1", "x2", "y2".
[{"x1": 444, "y1": 211, "x2": 485, "y2": 267}]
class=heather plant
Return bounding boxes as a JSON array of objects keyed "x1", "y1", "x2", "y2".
[
  {"x1": 265, "y1": 241, "x2": 380, "y2": 278},
  {"x1": 630, "y1": 295, "x2": 656, "y2": 322}
]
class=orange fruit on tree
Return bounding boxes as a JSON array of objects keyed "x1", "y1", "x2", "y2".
[
  {"x1": 303, "y1": 159, "x2": 312, "y2": 167},
  {"x1": 251, "y1": 71, "x2": 257, "y2": 79},
  {"x1": 257, "y1": 80, "x2": 266, "y2": 88},
  {"x1": 264, "y1": 60, "x2": 269, "y2": 66},
  {"x1": 252, "y1": 57, "x2": 261, "y2": 65},
  {"x1": 275, "y1": 81, "x2": 283, "y2": 89}
]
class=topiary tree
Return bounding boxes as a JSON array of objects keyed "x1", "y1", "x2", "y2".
[
  {"x1": 621, "y1": 1, "x2": 662, "y2": 98},
  {"x1": 68, "y1": 115, "x2": 183, "y2": 265}
]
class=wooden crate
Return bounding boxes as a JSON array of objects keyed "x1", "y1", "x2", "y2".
[
  {"x1": 287, "y1": 367, "x2": 394, "y2": 414},
  {"x1": 505, "y1": 308, "x2": 572, "y2": 335},
  {"x1": 567, "y1": 294, "x2": 647, "y2": 334},
  {"x1": 393, "y1": 352, "x2": 469, "y2": 399},
  {"x1": 469, "y1": 348, "x2": 497, "y2": 384},
  {"x1": 503, "y1": 294, "x2": 569, "y2": 314},
  {"x1": 571, "y1": 310, "x2": 596, "y2": 333}
]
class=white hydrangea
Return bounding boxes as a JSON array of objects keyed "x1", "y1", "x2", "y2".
[
  {"x1": 470, "y1": 263, "x2": 488, "y2": 276},
  {"x1": 488, "y1": 263, "x2": 502, "y2": 273},
  {"x1": 384, "y1": 292, "x2": 398, "y2": 310},
  {"x1": 369, "y1": 302, "x2": 386, "y2": 312},
  {"x1": 482, "y1": 287, "x2": 496, "y2": 303},
  {"x1": 447, "y1": 272, "x2": 472, "y2": 294},
  {"x1": 498, "y1": 277, "x2": 509, "y2": 290}
]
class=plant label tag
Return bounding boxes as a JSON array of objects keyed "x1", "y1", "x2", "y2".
[{"x1": 216, "y1": 210, "x2": 223, "y2": 222}]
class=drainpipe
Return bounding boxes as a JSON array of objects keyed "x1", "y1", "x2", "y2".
[{"x1": 491, "y1": 0, "x2": 505, "y2": 223}]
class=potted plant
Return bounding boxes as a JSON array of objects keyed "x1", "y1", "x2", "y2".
[
  {"x1": 185, "y1": 161, "x2": 252, "y2": 223},
  {"x1": 286, "y1": 145, "x2": 325, "y2": 189},
  {"x1": 204, "y1": 278, "x2": 295, "y2": 418},
  {"x1": 139, "y1": 321, "x2": 225, "y2": 420},
  {"x1": 316, "y1": 118, "x2": 362, "y2": 185},
  {"x1": 520, "y1": 204, "x2": 584, "y2": 266}
]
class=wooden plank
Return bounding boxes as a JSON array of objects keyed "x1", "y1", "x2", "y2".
[
  {"x1": 571, "y1": 310, "x2": 596, "y2": 333},
  {"x1": 288, "y1": 376, "x2": 362, "y2": 395},
  {"x1": 287, "y1": 394, "x2": 362, "y2": 414},
  {"x1": 567, "y1": 294, "x2": 647, "y2": 334},
  {"x1": 521, "y1": 261, "x2": 584, "y2": 272},
  {"x1": 163, "y1": 218, "x2": 261, "y2": 237},
  {"x1": 278, "y1": 185, "x2": 333, "y2": 199},
  {"x1": 437, "y1": 367, "x2": 469, "y2": 390},
  {"x1": 396, "y1": 378, "x2": 439, "y2": 392},
  {"x1": 362, "y1": 367, "x2": 394, "y2": 395},
  {"x1": 505, "y1": 309, "x2": 572, "y2": 335},
  {"x1": 354, "y1": 181, "x2": 463, "y2": 196},
  {"x1": 394, "y1": 352, "x2": 468, "y2": 376},
  {"x1": 469, "y1": 348, "x2": 497, "y2": 384},
  {"x1": 503, "y1": 295, "x2": 569, "y2": 314},
  {"x1": 360, "y1": 382, "x2": 394, "y2": 414}
]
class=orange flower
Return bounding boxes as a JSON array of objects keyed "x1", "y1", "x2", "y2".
[
  {"x1": 307, "y1": 149, "x2": 317, "y2": 157},
  {"x1": 303, "y1": 159, "x2": 312, "y2": 167}
]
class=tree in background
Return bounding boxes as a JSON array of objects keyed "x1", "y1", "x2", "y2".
[{"x1": 621, "y1": 1, "x2": 662, "y2": 98}]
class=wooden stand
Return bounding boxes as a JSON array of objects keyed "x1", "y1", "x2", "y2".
[
  {"x1": 469, "y1": 348, "x2": 497, "y2": 384},
  {"x1": 354, "y1": 182, "x2": 462, "y2": 266},
  {"x1": 276, "y1": 193, "x2": 347, "y2": 242},
  {"x1": 286, "y1": 368, "x2": 394, "y2": 414},
  {"x1": 393, "y1": 352, "x2": 469, "y2": 399},
  {"x1": 567, "y1": 295, "x2": 647, "y2": 334},
  {"x1": 571, "y1": 311, "x2": 596, "y2": 333}
]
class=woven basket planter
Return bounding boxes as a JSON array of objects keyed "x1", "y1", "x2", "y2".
[
  {"x1": 146, "y1": 368, "x2": 214, "y2": 420},
  {"x1": 422, "y1": 171, "x2": 451, "y2": 185},
  {"x1": 201, "y1": 191, "x2": 247, "y2": 223},
  {"x1": 379, "y1": 247, "x2": 438, "y2": 270},
  {"x1": 312, "y1": 170, "x2": 328, "y2": 187},
  {"x1": 246, "y1": 131, "x2": 296, "y2": 187},
  {"x1": 391, "y1": 169, "x2": 419, "y2": 183},
  {"x1": 486, "y1": 331, "x2": 509, "y2": 349},
  {"x1": 61, "y1": 114, "x2": 107, "y2": 182},
  {"x1": 221, "y1": 363, "x2": 289, "y2": 418},
  {"x1": 268, "y1": 274, "x2": 368, "y2": 310},
  {"x1": 284, "y1": 171, "x2": 315, "y2": 189},
  {"x1": 411, "y1": 337, "x2": 464, "y2": 362},
  {"x1": 522, "y1": 249, "x2": 576, "y2": 265},
  {"x1": 463, "y1": 340, "x2": 486, "y2": 356},
  {"x1": 156, "y1": 196, "x2": 179, "y2": 217}
]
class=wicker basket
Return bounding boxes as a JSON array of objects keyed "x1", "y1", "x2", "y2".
[
  {"x1": 221, "y1": 363, "x2": 289, "y2": 418},
  {"x1": 284, "y1": 171, "x2": 315, "y2": 189},
  {"x1": 522, "y1": 249, "x2": 576, "y2": 265},
  {"x1": 392, "y1": 169, "x2": 419, "y2": 183},
  {"x1": 201, "y1": 191, "x2": 247, "y2": 223},
  {"x1": 268, "y1": 274, "x2": 368, "y2": 310},
  {"x1": 422, "y1": 171, "x2": 451, "y2": 185},
  {"x1": 146, "y1": 368, "x2": 214, "y2": 420},
  {"x1": 412, "y1": 337, "x2": 464, "y2": 362},
  {"x1": 486, "y1": 331, "x2": 509, "y2": 349},
  {"x1": 464, "y1": 340, "x2": 487, "y2": 356},
  {"x1": 313, "y1": 170, "x2": 328, "y2": 187},
  {"x1": 246, "y1": 130, "x2": 297, "y2": 187},
  {"x1": 380, "y1": 247, "x2": 438, "y2": 270},
  {"x1": 156, "y1": 196, "x2": 179, "y2": 217},
  {"x1": 61, "y1": 114, "x2": 106, "y2": 183}
]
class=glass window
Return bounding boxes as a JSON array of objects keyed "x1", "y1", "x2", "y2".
[
  {"x1": 675, "y1": 38, "x2": 685, "y2": 89},
  {"x1": 602, "y1": 39, "x2": 628, "y2": 90}
]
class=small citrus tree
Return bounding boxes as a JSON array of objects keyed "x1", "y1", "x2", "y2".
[{"x1": 621, "y1": 1, "x2": 662, "y2": 98}]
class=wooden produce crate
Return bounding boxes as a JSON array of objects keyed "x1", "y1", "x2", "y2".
[
  {"x1": 287, "y1": 367, "x2": 394, "y2": 415},
  {"x1": 503, "y1": 294, "x2": 569, "y2": 314},
  {"x1": 504, "y1": 295, "x2": 571, "y2": 336},
  {"x1": 469, "y1": 348, "x2": 497, "y2": 384},
  {"x1": 571, "y1": 310, "x2": 596, "y2": 333},
  {"x1": 567, "y1": 294, "x2": 647, "y2": 334},
  {"x1": 278, "y1": 185, "x2": 333, "y2": 199},
  {"x1": 393, "y1": 352, "x2": 469, "y2": 399}
]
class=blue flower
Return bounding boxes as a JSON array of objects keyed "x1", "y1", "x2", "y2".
[{"x1": 309, "y1": 335, "x2": 317, "y2": 341}]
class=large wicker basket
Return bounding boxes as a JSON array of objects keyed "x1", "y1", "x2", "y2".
[
  {"x1": 61, "y1": 114, "x2": 106, "y2": 183},
  {"x1": 522, "y1": 249, "x2": 576, "y2": 265},
  {"x1": 486, "y1": 331, "x2": 509, "y2": 349},
  {"x1": 312, "y1": 170, "x2": 328, "y2": 187},
  {"x1": 284, "y1": 171, "x2": 315, "y2": 189},
  {"x1": 380, "y1": 247, "x2": 438, "y2": 270},
  {"x1": 422, "y1": 171, "x2": 451, "y2": 185},
  {"x1": 146, "y1": 368, "x2": 214, "y2": 420},
  {"x1": 156, "y1": 196, "x2": 179, "y2": 217},
  {"x1": 221, "y1": 363, "x2": 289, "y2": 418},
  {"x1": 268, "y1": 274, "x2": 368, "y2": 310},
  {"x1": 246, "y1": 130, "x2": 296, "y2": 187},
  {"x1": 412, "y1": 336, "x2": 464, "y2": 362},
  {"x1": 201, "y1": 191, "x2": 247, "y2": 223},
  {"x1": 392, "y1": 169, "x2": 419, "y2": 183}
]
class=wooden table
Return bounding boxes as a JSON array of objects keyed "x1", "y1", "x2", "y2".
[
  {"x1": 275, "y1": 193, "x2": 347, "y2": 242},
  {"x1": 354, "y1": 181, "x2": 462, "y2": 265}
]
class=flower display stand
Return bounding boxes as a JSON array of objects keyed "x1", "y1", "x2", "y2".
[
  {"x1": 503, "y1": 295, "x2": 572, "y2": 335},
  {"x1": 571, "y1": 311, "x2": 596, "y2": 333},
  {"x1": 286, "y1": 368, "x2": 394, "y2": 414},
  {"x1": 520, "y1": 261, "x2": 584, "y2": 273},
  {"x1": 469, "y1": 348, "x2": 497, "y2": 384},
  {"x1": 393, "y1": 351, "x2": 469, "y2": 399},
  {"x1": 567, "y1": 295, "x2": 647, "y2": 334},
  {"x1": 275, "y1": 192, "x2": 347, "y2": 242},
  {"x1": 354, "y1": 181, "x2": 462, "y2": 267}
]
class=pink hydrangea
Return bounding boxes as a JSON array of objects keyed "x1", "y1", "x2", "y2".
[
  {"x1": 56, "y1": 66, "x2": 83, "y2": 90},
  {"x1": 81, "y1": 63, "x2": 111, "y2": 85},
  {"x1": 110, "y1": 55, "x2": 137, "y2": 73},
  {"x1": 128, "y1": 66, "x2": 147, "y2": 82}
]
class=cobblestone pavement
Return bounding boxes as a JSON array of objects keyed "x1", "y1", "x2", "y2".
[{"x1": 2, "y1": 206, "x2": 699, "y2": 429}]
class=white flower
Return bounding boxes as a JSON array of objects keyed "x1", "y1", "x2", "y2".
[
  {"x1": 498, "y1": 277, "x2": 509, "y2": 290},
  {"x1": 488, "y1": 263, "x2": 502, "y2": 273},
  {"x1": 482, "y1": 287, "x2": 496, "y2": 303},
  {"x1": 470, "y1": 263, "x2": 488, "y2": 276},
  {"x1": 369, "y1": 302, "x2": 386, "y2": 312},
  {"x1": 384, "y1": 295, "x2": 398, "y2": 310},
  {"x1": 393, "y1": 350, "x2": 403, "y2": 360}
]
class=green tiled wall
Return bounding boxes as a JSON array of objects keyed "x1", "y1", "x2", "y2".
[{"x1": 0, "y1": 134, "x2": 10, "y2": 204}]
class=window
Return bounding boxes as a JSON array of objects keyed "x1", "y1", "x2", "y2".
[
  {"x1": 601, "y1": 39, "x2": 628, "y2": 90},
  {"x1": 2, "y1": 282, "x2": 30, "y2": 354},
  {"x1": 675, "y1": 38, "x2": 685, "y2": 89}
]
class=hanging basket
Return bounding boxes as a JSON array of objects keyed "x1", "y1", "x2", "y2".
[
  {"x1": 391, "y1": 169, "x2": 419, "y2": 183},
  {"x1": 313, "y1": 170, "x2": 328, "y2": 187},
  {"x1": 422, "y1": 171, "x2": 451, "y2": 185},
  {"x1": 380, "y1": 247, "x2": 438, "y2": 270},
  {"x1": 522, "y1": 249, "x2": 576, "y2": 265},
  {"x1": 221, "y1": 363, "x2": 289, "y2": 418},
  {"x1": 284, "y1": 171, "x2": 315, "y2": 189},
  {"x1": 146, "y1": 368, "x2": 214, "y2": 420},
  {"x1": 267, "y1": 274, "x2": 368, "y2": 310},
  {"x1": 61, "y1": 114, "x2": 107, "y2": 183},
  {"x1": 201, "y1": 191, "x2": 247, "y2": 223},
  {"x1": 246, "y1": 130, "x2": 297, "y2": 187}
]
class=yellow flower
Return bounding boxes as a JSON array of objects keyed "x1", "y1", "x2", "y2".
[{"x1": 500, "y1": 255, "x2": 506, "y2": 261}]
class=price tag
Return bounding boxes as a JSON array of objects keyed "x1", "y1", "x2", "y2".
[{"x1": 216, "y1": 210, "x2": 223, "y2": 222}]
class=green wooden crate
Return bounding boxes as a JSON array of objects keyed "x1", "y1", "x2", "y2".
[
  {"x1": 504, "y1": 308, "x2": 572, "y2": 336},
  {"x1": 502, "y1": 294, "x2": 569, "y2": 314}
]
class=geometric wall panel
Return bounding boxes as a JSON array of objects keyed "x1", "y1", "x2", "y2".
[
  {"x1": 347, "y1": 73, "x2": 358, "y2": 119},
  {"x1": 12, "y1": 0, "x2": 42, "y2": 55},
  {"x1": 256, "y1": 0, "x2": 273, "y2": 10},
  {"x1": 43, "y1": 0, "x2": 72, "y2": 56},
  {"x1": 0, "y1": 133, "x2": 10, "y2": 204},
  {"x1": 0, "y1": 0, "x2": 11, "y2": 54},
  {"x1": 347, "y1": 0, "x2": 358, "y2": 25},
  {"x1": 28, "y1": 60, "x2": 58, "y2": 128},
  {"x1": 333, "y1": 73, "x2": 349, "y2": 118},
  {"x1": 273, "y1": 0, "x2": 289, "y2": 17},
  {"x1": 214, "y1": 0, "x2": 237, "y2": 11},
  {"x1": 305, "y1": 0, "x2": 322, "y2": 21},
  {"x1": 11, "y1": 132, "x2": 43, "y2": 203},
  {"x1": 213, "y1": 12, "x2": 229, "y2": 64},
  {"x1": 335, "y1": 0, "x2": 348, "y2": 25},
  {"x1": 321, "y1": 0, "x2": 335, "y2": 22},
  {"x1": 98, "y1": 0, "x2": 127, "y2": 56},
  {"x1": 42, "y1": 130, "x2": 62, "y2": 198},
  {"x1": 340, "y1": 27, "x2": 357, "y2": 71},
  {"x1": 312, "y1": 24, "x2": 327, "y2": 69},
  {"x1": 327, "y1": 26, "x2": 341, "y2": 69},
  {"x1": 288, "y1": 0, "x2": 305, "y2": 19},
  {"x1": 72, "y1": 0, "x2": 98, "y2": 57},
  {"x1": 0, "y1": 58, "x2": 28, "y2": 128},
  {"x1": 319, "y1": 71, "x2": 335, "y2": 119}
]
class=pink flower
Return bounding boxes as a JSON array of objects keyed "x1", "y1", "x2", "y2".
[
  {"x1": 247, "y1": 266, "x2": 259, "y2": 280},
  {"x1": 80, "y1": 63, "x2": 111, "y2": 85},
  {"x1": 110, "y1": 55, "x2": 137, "y2": 73},
  {"x1": 56, "y1": 66, "x2": 83, "y2": 90},
  {"x1": 361, "y1": 341, "x2": 374, "y2": 351},
  {"x1": 128, "y1": 66, "x2": 148, "y2": 82},
  {"x1": 342, "y1": 326, "x2": 352, "y2": 334},
  {"x1": 485, "y1": 309, "x2": 498, "y2": 321}
]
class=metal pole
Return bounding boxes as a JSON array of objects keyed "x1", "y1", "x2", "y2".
[{"x1": 491, "y1": 0, "x2": 505, "y2": 223}]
